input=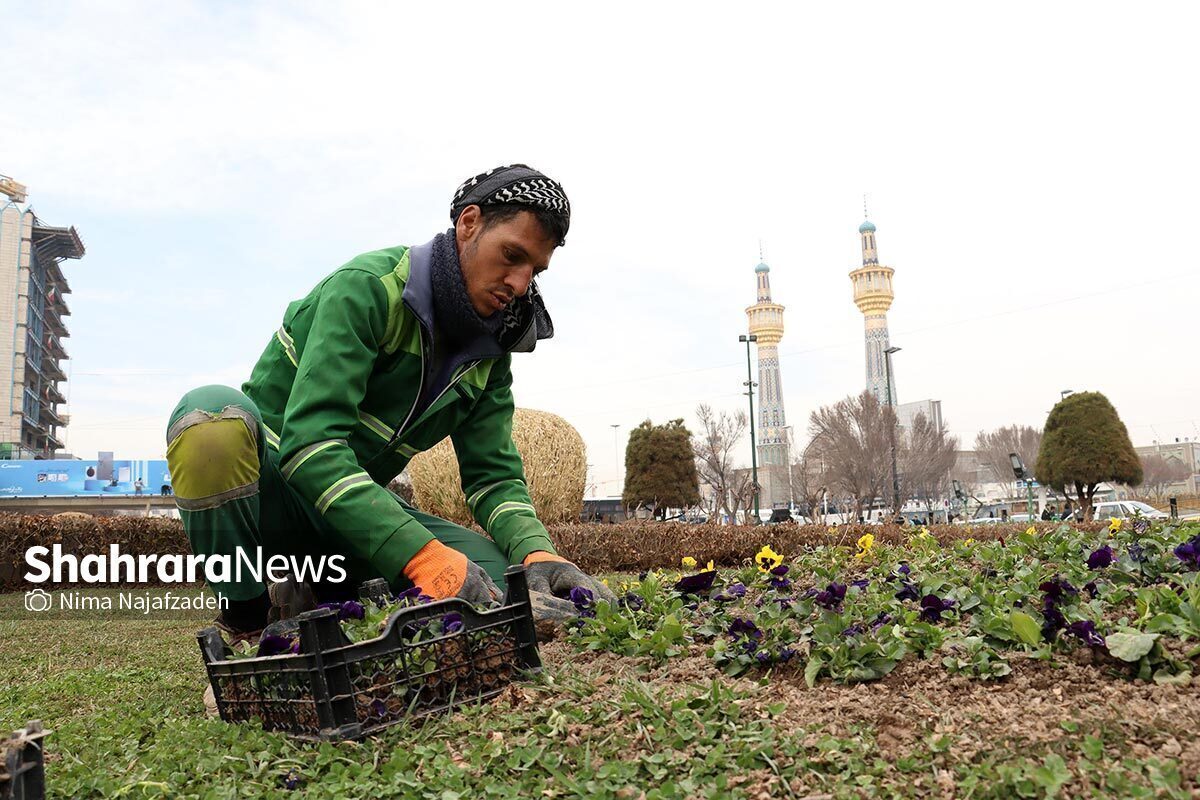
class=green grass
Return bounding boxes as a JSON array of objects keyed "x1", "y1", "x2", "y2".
[{"x1": 1, "y1": 586, "x2": 1195, "y2": 798}]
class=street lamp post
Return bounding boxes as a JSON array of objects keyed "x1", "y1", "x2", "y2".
[
  {"x1": 739, "y1": 334, "x2": 760, "y2": 524},
  {"x1": 884, "y1": 346, "x2": 902, "y2": 517},
  {"x1": 1009, "y1": 452, "x2": 1036, "y2": 519},
  {"x1": 610, "y1": 424, "x2": 621, "y2": 497},
  {"x1": 784, "y1": 425, "x2": 795, "y2": 516}
]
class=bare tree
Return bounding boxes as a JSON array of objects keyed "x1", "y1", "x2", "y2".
[
  {"x1": 1138, "y1": 454, "x2": 1191, "y2": 502},
  {"x1": 692, "y1": 404, "x2": 748, "y2": 522},
  {"x1": 808, "y1": 391, "x2": 893, "y2": 522},
  {"x1": 790, "y1": 439, "x2": 831, "y2": 523},
  {"x1": 899, "y1": 413, "x2": 959, "y2": 521},
  {"x1": 974, "y1": 425, "x2": 1042, "y2": 498}
]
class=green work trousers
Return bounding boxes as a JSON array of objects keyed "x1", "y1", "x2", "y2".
[{"x1": 165, "y1": 384, "x2": 509, "y2": 602}]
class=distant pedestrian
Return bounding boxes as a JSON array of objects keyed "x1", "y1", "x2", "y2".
[
  {"x1": 134, "y1": 478, "x2": 145, "y2": 496},
  {"x1": 1041, "y1": 506, "x2": 1054, "y2": 521}
]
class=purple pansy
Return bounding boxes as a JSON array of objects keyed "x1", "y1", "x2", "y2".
[
  {"x1": 569, "y1": 586, "x2": 595, "y2": 617},
  {"x1": 1066, "y1": 620, "x2": 1105, "y2": 648},
  {"x1": 1041, "y1": 603, "x2": 1066, "y2": 639},
  {"x1": 284, "y1": 769, "x2": 300, "y2": 791},
  {"x1": 396, "y1": 586, "x2": 434, "y2": 605},
  {"x1": 1175, "y1": 536, "x2": 1200, "y2": 569},
  {"x1": 842, "y1": 623, "x2": 866, "y2": 637},
  {"x1": 755, "y1": 651, "x2": 772, "y2": 664},
  {"x1": 779, "y1": 647, "x2": 798, "y2": 662},
  {"x1": 897, "y1": 563, "x2": 911, "y2": 576},
  {"x1": 728, "y1": 617, "x2": 762, "y2": 638},
  {"x1": 850, "y1": 579, "x2": 870, "y2": 590},
  {"x1": 621, "y1": 592, "x2": 646, "y2": 611},
  {"x1": 370, "y1": 698, "x2": 387, "y2": 717},
  {"x1": 1128, "y1": 543, "x2": 1146, "y2": 563},
  {"x1": 871, "y1": 611, "x2": 893, "y2": 630},
  {"x1": 674, "y1": 571, "x2": 718, "y2": 595},
  {"x1": 894, "y1": 581, "x2": 921, "y2": 602},
  {"x1": 257, "y1": 634, "x2": 298, "y2": 657},
  {"x1": 919, "y1": 594, "x2": 956, "y2": 623},
  {"x1": 441, "y1": 612, "x2": 464, "y2": 634},
  {"x1": 317, "y1": 600, "x2": 366, "y2": 622},
  {"x1": 713, "y1": 582, "x2": 747, "y2": 603},
  {"x1": 813, "y1": 582, "x2": 847, "y2": 610},
  {"x1": 1083, "y1": 581, "x2": 1099, "y2": 599},
  {"x1": 1039, "y1": 577, "x2": 1078, "y2": 602},
  {"x1": 1133, "y1": 517, "x2": 1150, "y2": 536},
  {"x1": 1087, "y1": 545, "x2": 1114, "y2": 570}
]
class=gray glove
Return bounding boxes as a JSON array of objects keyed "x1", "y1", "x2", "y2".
[
  {"x1": 529, "y1": 591, "x2": 579, "y2": 622},
  {"x1": 457, "y1": 560, "x2": 503, "y2": 608},
  {"x1": 526, "y1": 560, "x2": 617, "y2": 607}
]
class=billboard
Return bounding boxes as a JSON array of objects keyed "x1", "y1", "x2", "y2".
[{"x1": 0, "y1": 459, "x2": 171, "y2": 497}]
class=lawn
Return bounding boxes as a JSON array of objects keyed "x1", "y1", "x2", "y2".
[{"x1": 2, "y1": 521, "x2": 1199, "y2": 798}]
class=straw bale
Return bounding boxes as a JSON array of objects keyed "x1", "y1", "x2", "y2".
[{"x1": 407, "y1": 408, "x2": 586, "y2": 527}]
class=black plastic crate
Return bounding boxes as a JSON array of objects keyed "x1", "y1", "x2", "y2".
[
  {"x1": 197, "y1": 565, "x2": 541, "y2": 741},
  {"x1": 0, "y1": 721, "x2": 48, "y2": 800}
]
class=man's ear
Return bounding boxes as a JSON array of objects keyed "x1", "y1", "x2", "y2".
[{"x1": 455, "y1": 205, "x2": 483, "y2": 244}]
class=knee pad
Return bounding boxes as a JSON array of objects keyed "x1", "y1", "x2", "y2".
[{"x1": 166, "y1": 407, "x2": 261, "y2": 510}]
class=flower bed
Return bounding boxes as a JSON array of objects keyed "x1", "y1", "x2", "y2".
[{"x1": 567, "y1": 521, "x2": 1200, "y2": 687}]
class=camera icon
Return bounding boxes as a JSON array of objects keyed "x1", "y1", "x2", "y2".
[{"x1": 25, "y1": 588, "x2": 52, "y2": 613}]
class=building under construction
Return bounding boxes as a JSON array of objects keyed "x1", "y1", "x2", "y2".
[{"x1": 0, "y1": 175, "x2": 84, "y2": 458}]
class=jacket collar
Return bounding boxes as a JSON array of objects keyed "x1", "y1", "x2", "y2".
[{"x1": 403, "y1": 236, "x2": 552, "y2": 359}]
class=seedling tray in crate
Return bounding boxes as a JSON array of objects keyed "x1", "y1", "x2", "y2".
[
  {"x1": 197, "y1": 565, "x2": 541, "y2": 741},
  {"x1": 0, "y1": 721, "x2": 49, "y2": 800}
]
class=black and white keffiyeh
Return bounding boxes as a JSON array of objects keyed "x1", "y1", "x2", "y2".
[{"x1": 450, "y1": 164, "x2": 570, "y2": 245}]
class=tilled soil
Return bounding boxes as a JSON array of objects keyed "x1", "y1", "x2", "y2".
[{"x1": 537, "y1": 640, "x2": 1200, "y2": 796}]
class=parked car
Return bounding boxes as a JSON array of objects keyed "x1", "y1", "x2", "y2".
[
  {"x1": 1009, "y1": 513, "x2": 1038, "y2": 523},
  {"x1": 1066, "y1": 500, "x2": 1169, "y2": 522}
]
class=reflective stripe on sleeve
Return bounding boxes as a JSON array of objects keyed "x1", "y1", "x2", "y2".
[
  {"x1": 315, "y1": 471, "x2": 375, "y2": 514},
  {"x1": 486, "y1": 501, "x2": 536, "y2": 530},
  {"x1": 281, "y1": 439, "x2": 346, "y2": 481}
]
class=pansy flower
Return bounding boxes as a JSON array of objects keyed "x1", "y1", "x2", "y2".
[
  {"x1": 894, "y1": 581, "x2": 921, "y2": 602},
  {"x1": 1083, "y1": 581, "x2": 1099, "y2": 600},
  {"x1": 317, "y1": 600, "x2": 365, "y2": 622},
  {"x1": 1175, "y1": 536, "x2": 1200, "y2": 570},
  {"x1": 1132, "y1": 517, "x2": 1150, "y2": 536},
  {"x1": 813, "y1": 582, "x2": 847, "y2": 610},
  {"x1": 919, "y1": 594, "x2": 956, "y2": 623},
  {"x1": 1066, "y1": 620, "x2": 1105, "y2": 648},
  {"x1": 1087, "y1": 545, "x2": 1114, "y2": 570},
  {"x1": 871, "y1": 611, "x2": 893, "y2": 630},
  {"x1": 257, "y1": 634, "x2": 298, "y2": 657},
  {"x1": 1041, "y1": 603, "x2": 1066, "y2": 639},
  {"x1": 850, "y1": 579, "x2": 870, "y2": 590},
  {"x1": 841, "y1": 623, "x2": 866, "y2": 637},
  {"x1": 755, "y1": 545, "x2": 784, "y2": 572},
  {"x1": 621, "y1": 592, "x2": 646, "y2": 611},
  {"x1": 1107, "y1": 517, "x2": 1122, "y2": 534},
  {"x1": 569, "y1": 586, "x2": 596, "y2": 618},
  {"x1": 441, "y1": 612, "x2": 464, "y2": 634},
  {"x1": 768, "y1": 565, "x2": 792, "y2": 591},
  {"x1": 713, "y1": 582, "x2": 747, "y2": 602},
  {"x1": 1129, "y1": 543, "x2": 1146, "y2": 563},
  {"x1": 674, "y1": 570, "x2": 717, "y2": 595},
  {"x1": 855, "y1": 533, "x2": 875, "y2": 560},
  {"x1": 1038, "y1": 577, "x2": 1078, "y2": 603},
  {"x1": 681, "y1": 556, "x2": 698, "y2": 569}
]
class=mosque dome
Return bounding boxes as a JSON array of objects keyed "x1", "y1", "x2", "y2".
[
  {"x1": 859, "y1": 220, "x2": 876, "y2": 234},
  {"x1": 754, "y1": 262, "x2": 770, "y2": 273}
]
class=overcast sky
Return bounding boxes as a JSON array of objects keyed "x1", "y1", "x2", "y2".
[{"x1": 3, "y1": 1, "x2": 1197, "y2": 496}]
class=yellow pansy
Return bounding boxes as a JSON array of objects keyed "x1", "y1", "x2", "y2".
[
  {"x1": 964, "y1": 538, "x2": 975, "y2": 546},
  {"x1": 1108, "y1": 517, "x2": 1122, "y2": 533},
  {"x1": 855, "y1": 533, "x2": 875, "y2": 560},
  {"x1": 681, "y1": 556, "x2": 698, "y2": 569},
  {"x1": 1025, "y1": 525, "x2": 1037, "y2": 537},
  {"x1": 755, "y1": 545, "x2": 783, "y2": 572},
  {"x1": 706, "y1": 560, "x2": 715, "y2": 572}
]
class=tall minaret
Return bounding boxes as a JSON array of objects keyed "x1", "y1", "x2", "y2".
[
  {"x1": 746, "y1": 251, "x2": 789, "y2": 470},
  {"x1": 849, "y1": 209, "x2": 897, "y2": 404}
]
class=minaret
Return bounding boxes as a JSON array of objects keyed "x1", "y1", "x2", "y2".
[
  {"x1": 849, "y1": 209, "x2": 896, "y2": 404},
  {"x1": 746, "y1": 251, "x2": 789, "y2": 471}
]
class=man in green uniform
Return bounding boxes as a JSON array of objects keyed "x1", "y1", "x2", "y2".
[{"x1": 167, "y1": 164, "x2": 613, "y2": 639}]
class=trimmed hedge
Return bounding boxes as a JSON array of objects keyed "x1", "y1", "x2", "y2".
[{"x1": 0, "y1": 513, "x2": 1105, "y2": 592}]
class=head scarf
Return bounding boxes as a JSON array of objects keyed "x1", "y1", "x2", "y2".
[{"x1": 450, "y1": 164, "x2": 570, "y2": 245}]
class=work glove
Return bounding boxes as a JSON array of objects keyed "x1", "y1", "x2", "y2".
[
  {"x1": 404, "y1": 540, "x2": 502, "y2": 606},
  {"x1": 528, "y1": 591, "x2": 579, "y2": 622},
  {"x1": 523, "y1": 551, "x2": 617, "y2": 607}
]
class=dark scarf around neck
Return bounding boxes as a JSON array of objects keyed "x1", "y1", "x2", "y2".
[{"x1": 430, "y1": 229, "x2": 504, "y2": 349}]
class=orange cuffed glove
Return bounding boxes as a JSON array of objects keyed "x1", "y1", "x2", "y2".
[{"x1": 403, "y1": 540, "x2": 500, "y2": 605}]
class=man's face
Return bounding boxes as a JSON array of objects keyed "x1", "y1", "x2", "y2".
[{"x1": 456, "y1": 206, "x2": 556, "y2": 317}]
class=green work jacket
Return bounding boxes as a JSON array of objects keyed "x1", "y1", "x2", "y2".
[{"x1": 242, "y1": 239, "x2": 557, "y2": 582}]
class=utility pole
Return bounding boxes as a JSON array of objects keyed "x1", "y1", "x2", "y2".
[
  {"x1": 739, "y1": 334, "x2": 759, "y2": 523},
  {"x1": 884, "y1": 346, "x2": 902, "y2": 516}
]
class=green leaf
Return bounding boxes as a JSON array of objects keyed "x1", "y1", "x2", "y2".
[
  {"x1": 1151, "y1": 668, "x2": 1191, "y2": 686},
  {"x1": 1010, "y1": 610, "x2": 1041, "y2": 646},
  {"x1": 804, "y1": 657, "x2": 823, "y2": 688},
  {"x1": 1105, "y1": 631, "x2": 1159, "y2": 662},
  {"x1": 1031, "y1": 753, "x2": 1071, "y2": 796}
]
